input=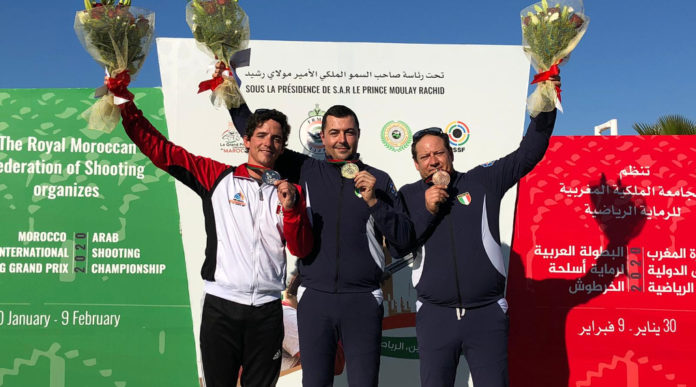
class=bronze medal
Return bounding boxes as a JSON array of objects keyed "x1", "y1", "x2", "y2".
[{"x1": 432, "y1": 170, "x2": 450, "y2": 186}]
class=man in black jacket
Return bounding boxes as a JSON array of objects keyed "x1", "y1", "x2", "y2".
[{"x1": 397, "y1": 77, "x2": 560, "y2": 387}]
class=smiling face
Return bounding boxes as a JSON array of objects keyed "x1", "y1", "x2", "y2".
[
  {"x1": 320, "y1": 115, "x2": 360, "y2": 160},
  {"x1": 244, "y1": 119, "x2": 285, "y2": 168},
  {"x1": 413, "y1": 134, "x2": 454, "y2": 179}
]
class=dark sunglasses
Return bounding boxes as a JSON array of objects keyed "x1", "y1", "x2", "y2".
[{"x1": 413, "y1": 127, "x2": 444, "y2": 142}]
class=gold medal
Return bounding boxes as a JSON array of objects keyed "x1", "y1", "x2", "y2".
[
  {"x1": 432, "y1": 170, "x2": 450, "y2": 186},
  {"x1": 341, "y1": 163, "x2": 359, "y2": 179}
]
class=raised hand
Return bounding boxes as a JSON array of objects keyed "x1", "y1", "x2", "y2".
[
  {"x1": 425, "y1": 185, "x2": 449, "y2": 215},
  {"x1": 275, "y1": 180, "x2": 297, "y2": 210},
  {"x1": 354, "y1": 171, "x2": 377, "y2": 207}
]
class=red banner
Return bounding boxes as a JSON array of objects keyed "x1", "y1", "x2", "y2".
[{"x1": 509, "y1": 135, "x2": 696, "y2": 387}]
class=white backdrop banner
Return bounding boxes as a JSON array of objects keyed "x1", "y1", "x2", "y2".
[{"x1": 156, "y1": 38, "x2": 530, "y2": 386}]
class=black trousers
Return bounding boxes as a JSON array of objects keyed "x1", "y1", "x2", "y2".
[
  {"x1": 200, "y1": 294, "x2": 284, "y2": 387},
  {"x1": 297, "y1": 288, "x2": 383, "y2": 387},
  {"x1": 417, "y1": 301, "x2": 509, "y2": 387}
]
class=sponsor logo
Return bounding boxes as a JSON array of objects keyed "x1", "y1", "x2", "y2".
[
  {"x1": 220, "y1": 122, "x2": 247, "y2": 153},
  {"x1": 457, "y1": 192, "x2": 471, "y2": 206},
  {"x1": 481, "y1": 161, "x2": 495, "y2": 167},
  {"x1": 381, "y1": 121, "x2": 412, "y2": 152},
  {"x1": 299, "y1": 105, "x2": 326, "y2": 159},
  {"x1": 229, "y1": 192, "x2": 246, "y2": 207},
  {"x1": 445, "y1": 121, "x2": 470, "y2": 150},
  {"x1": 272, "y1": 349, "x2": 281, "y2": 360}
]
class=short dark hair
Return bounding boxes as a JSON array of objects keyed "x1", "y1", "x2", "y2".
[
  {"x1": 245, "y1": 109, "x2": 291, "y2": 147},
  {"x1": 321, "y1": 105, "x2": 359, "y2": 132},
  {"x1": 411, "y1": 128, "x2": 452, "y2": 160}
]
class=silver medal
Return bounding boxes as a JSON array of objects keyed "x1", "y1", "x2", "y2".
[{"x1": 262, "y1": 169, "x2": 281, "y2": 185}]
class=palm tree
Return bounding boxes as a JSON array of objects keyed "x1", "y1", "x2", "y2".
[{"x1": 632, "y1": 114, "x2": 696, "y2": 135}]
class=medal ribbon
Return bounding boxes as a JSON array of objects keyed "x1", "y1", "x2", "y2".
[
  {"x1": 245, "y1": 163, "x2": 271, "y2": 175},
  {"x1": 106, "y1": 70, "x2": 134, "y2": 101},
  {"x1": 531, "y1": 59, "x2": 563, "y2": 102},
  {"x1": 326, "y1": 159, "x2": 357, "y2": 166}
]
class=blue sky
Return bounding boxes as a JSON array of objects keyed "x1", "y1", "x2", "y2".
[{"x1": 1, "y1": 0, "x2": 694, "y2": 136}]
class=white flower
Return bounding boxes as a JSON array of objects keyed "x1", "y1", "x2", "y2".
[
  {"x1": 549, "y1": 12, "x2": 559, "y2": 22},
  {"x1": 225, "y1": 19, "x2": 232, "y2": 26},
  {"x1": 78, "y1": 11, "x2": 90, "y2": 25}
]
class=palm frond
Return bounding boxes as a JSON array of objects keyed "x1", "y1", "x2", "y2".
[{"x1": 632, "y1": 115, "x2": 696, "y2": 135}]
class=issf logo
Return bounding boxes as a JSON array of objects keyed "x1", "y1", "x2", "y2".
[{"x1": 445, "y1": 121, "x2": 470, "y2": 147}]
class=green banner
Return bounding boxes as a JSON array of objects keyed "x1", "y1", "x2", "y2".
[
  {"x1": 0, "y1": 89, "x2": 198, "y2": 387},
  {"x1": 380, "y1": 336, "x2": 419, "y2": 359}
]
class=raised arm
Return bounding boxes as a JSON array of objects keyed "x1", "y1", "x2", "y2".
[
  {"x1": 119, "y1": 101, "x2": 229, "y2": 195},
  {"x1": 483, "y1": 77, "x2": 561, "y2": 195},
  {"x1": 482, "y1": 108, "x2": 557, "y2": 196}
]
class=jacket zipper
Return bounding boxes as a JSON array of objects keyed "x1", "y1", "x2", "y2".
[
  {"x1": 448, "y1": 215, "x2": 464, "y2": 309},
  {"x1": 251, "y1": 184, "x2": 264, "y2": 303},
  {"x1": 334, "y1": 178, "x2": 345, "y2": 292}
]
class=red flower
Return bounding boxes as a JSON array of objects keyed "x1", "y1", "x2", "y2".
[
  {"x1": 116, "y1": 5, "x2": 130, "y2": 17},
  {"x1": 203, "y1": 1, "x2": 216, "y2": 14},
  {"x1": 216, "y1": 0, "x2": 227, "y2": 4},
  {"x1": 90, "y1": 6, "x2": 105, "y2": 19},
  {"x1": 523, "y1": 16, "x2": 531, "y2": 26},
  {"x1": 570, "y1": 14, "x2": 584, "y2": 28},
  {"x1": 547, "y1": 7, "x2": 560, "y2": 14}
]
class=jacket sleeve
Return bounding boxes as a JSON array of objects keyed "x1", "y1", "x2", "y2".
[
  {"x1": 229, "y1": 103, "x2": 252, "y2": 138},
  {"x1": 282, "y1": 184, "x2": 314, "y2": 258},
  {"x1": 484, "y1": 109, "x2": 557, "y2": 196},
  {"x1": 389, "y1": 185, "x2": 437, "y2": 257},
  {"x1": 120, "y1": 101, "x2": 230, "y2": 195},
  {"x1": 369, "y1": 176, "x2": 415, "y2": 254}
]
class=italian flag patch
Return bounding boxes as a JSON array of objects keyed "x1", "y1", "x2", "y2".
[{"x1": 457, "y1": 192, "x2": 471, "y2": 205}]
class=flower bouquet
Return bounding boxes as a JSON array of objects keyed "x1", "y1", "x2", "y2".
[
  {"x1": 74, "y1": 0, "x2": 155, "y2": 132},
  {"x1": 521, "y1": 0, "x2": 589, "y2": 117},
  {"x1": 186, "y1": 0, "x2": 250, "y2": 109}
]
